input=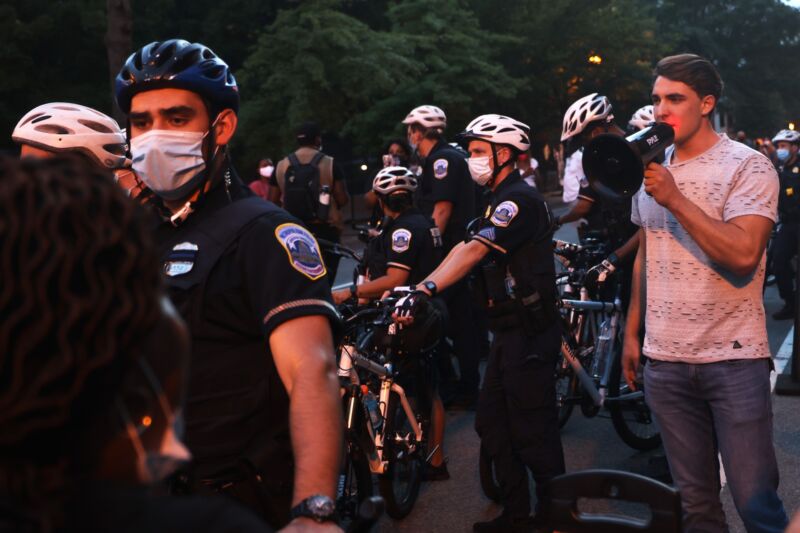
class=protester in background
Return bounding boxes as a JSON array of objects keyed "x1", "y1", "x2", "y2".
[
  {"x1": 249, "y1": 157, "x2": 274, "y2": 201},
  {"x1": 624, "y1": 53, "x2": 788, "y2": 532},
  {"x1": 0, "y1": 157, "x2": 268, "y2": 533},
  {"x1": 736, "y1": 129, "x2": 754, "y2": 148},
  {"x1": 272, "y1": 121, "x2": 350, "y2": 284},
  {"x1": 516, "y1": 150, "x2": 540, "y2": 188}
]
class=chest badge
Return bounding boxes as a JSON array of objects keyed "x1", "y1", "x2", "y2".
[
  {"x1": 490, "y1": 201, "x2": 519, "y2": 228},
  {"x1": 391, "y1": 228, "x2": 412, "y2": 253},
  {"x1": 275, "y1": 223, "x2": 327, "y2": 281},
  {"x1": 433, "y1": 158, "x2": 449, "y2": 179},
  {"x1": 164, "y1": 242, "x2": 199, "y2": 277}
]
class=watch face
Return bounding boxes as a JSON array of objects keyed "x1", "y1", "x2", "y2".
[{"x1": 308, "y1": 495, "x2": 335, "y2": 517}]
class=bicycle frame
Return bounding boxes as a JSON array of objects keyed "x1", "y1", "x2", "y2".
[
  {"x1": 338, "y1": 343, "x2": 424, "y2": 475},
  {"x1": 559, "y1": 296, "x2": 644, "y2": 407}
]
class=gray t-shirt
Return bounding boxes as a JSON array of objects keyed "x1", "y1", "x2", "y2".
[{"x1": 631, "y1": 135, "x2": 778, "y2": 363}]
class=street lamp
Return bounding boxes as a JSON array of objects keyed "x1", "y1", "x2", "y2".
[
  {"x1": 360, "y1": 163, "x2": 368, "y2": 171},
  {"x1": 790, "y1": 122, "x2": 796, "y2": 131},
  {"x1": 588, "y1": 54, "x2": 603, "y2": 65}
]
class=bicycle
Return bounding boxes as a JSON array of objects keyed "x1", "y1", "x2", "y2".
[{"x1": 335, "y1": 297, "x2": 436, "y2": 521}]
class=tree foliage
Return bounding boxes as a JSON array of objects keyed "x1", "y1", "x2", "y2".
[{"x1": 1, "y1": 0, "x2": 798, "y2": 171}]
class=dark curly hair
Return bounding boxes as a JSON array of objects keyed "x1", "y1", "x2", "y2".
[{"x1": 0, "y1": 156, "x2": 163, "y2": 527}]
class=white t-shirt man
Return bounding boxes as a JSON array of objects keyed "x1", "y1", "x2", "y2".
[{"x1": 631, "y1": 134, "x2": 778, "y2": 363}]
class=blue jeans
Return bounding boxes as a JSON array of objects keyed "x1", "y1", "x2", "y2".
[{"x1": 644, "y1": 358, "x2": 788, "y2": 533}]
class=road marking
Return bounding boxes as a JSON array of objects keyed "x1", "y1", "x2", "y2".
[{"x1": 771, "y1": 327, "x2": 793, "y2": 392}]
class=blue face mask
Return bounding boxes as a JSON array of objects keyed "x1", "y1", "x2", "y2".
[{"x1": 777, "y1": 148, "x2": 791, "y2": 162}]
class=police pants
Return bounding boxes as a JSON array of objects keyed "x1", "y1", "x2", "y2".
[
  {"x1": 474, "y1": 326, "x2": 565, "y2": 518},
  {"x1": 773, "y1": 222, "x2": 798, "y2": 304}
]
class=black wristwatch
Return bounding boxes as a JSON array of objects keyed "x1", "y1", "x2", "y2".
[
  {"x1": 290, "y1": 494, "x2": 337, "y2": 523},
  {"x1": 422, "y1": 280, "x2": 437, "y2": 297}
]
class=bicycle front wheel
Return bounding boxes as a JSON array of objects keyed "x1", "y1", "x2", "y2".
[
  {"x1": 607, "y1": 345, "x2": 661, "y2": 451},
  {"x1": 378, "y1": 392, "x2": 422, "y2": 519}
]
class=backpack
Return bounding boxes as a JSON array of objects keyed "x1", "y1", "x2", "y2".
[{"x1": 282, "y1": 151, "x2": 326, "y2": 222}]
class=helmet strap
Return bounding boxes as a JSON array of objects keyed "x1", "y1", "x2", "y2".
[{"x1": 488, "y1": 144, "x2": 513, "y2": 187}]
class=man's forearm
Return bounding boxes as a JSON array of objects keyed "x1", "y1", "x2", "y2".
[
  {"x1": 667, "y1": 195, "x2": 769, "y2": 275},
  {"x1": 288, "y1": 347, "x2": 342, "y2": 504},
  {"x1": 624, "y1": 229, "x2": 646, "y2": 341},
  {"x1": 612, "y1": 231, "x2": 640, "y2": 262},
  {"x1": 432, "y1": 201, "x2": 453, "y2": 234},
  {"x1": 426, "y1": 240, "x2": 488, "y2": 292},
  {"x1": 558, "y1": 198, "x2": 592, "y2": 224},
  {"x1": 426, "y1": 241, "x2": 464, "y2": 280}
]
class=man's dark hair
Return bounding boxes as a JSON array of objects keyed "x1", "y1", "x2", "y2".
[
  {"x1": 654, "y1": 54, "x2": 724, "y2": 110},
  {"x1": 409, "y1": 123, "x2": 444, "y2": 142},
  {"x1": 296, "y1": 121, "x2": 321, "y2": 147}
]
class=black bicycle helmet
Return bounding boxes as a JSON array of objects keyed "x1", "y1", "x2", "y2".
[{"x1": 115, "y1": 39, "x2": 239, "y2": 115}]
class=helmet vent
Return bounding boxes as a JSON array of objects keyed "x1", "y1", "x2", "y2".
[
  {"x1": 133, "y1": 52, "x2": 143, "y2": 71},
  {"x1": 31, "y1": 114, "x2": 52, "y2": 124},
  {"x1": 205, "y1": 65, "x2": 225, "y2": 80},
  {"x1": 35, "y1": 124, "x2": 71, "y2": 135},
  {"x1": 78, "y1": 119, "x2": 114, "y2": 134},
  {"x1": 172, "y1": 49, "x2": 201, "y2": 75},
  {"x1": 158, "y1": 43, "x2": 178, "y2": 66},
  {"x1": 103, "y1": 143, "x2": 126, "y2": 156},
  {"x1": 202, "y1": 49, "x2": 215, "y2": 60}
]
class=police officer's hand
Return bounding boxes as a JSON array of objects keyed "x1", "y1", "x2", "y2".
[
  {"x1": 391, "y1": 290, "x2": 429, "y2": 327},
  {"x1": 643, "y1": 162, "x2": 682, "y2": 209},
  {"x1": 585, "y1": 256, "x2": 617, "y2": 290},
  {"x1": 332, "y1": 288, "x2": 352, "y2": 305},
  {"x1": 279, "y1": 517, "x2": 343, "y2": 532},
  {"x1": 622, "y1": 334, "x2": 642, "y2": 392}
]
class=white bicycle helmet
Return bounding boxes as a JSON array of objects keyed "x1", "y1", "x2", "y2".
[
  {"x1": 460, "y1": 114, "x2": 531, "y2": 152},
  {"x1": 628, "y1": 105, "x2": 655, "y2": 131},
  {"x1": 772, "y1": 129, "x2": 800, "y2": 144},
  {"x1": 402, "y1": 105, "x2": 447, "y2": 130},
  {"x1": 373, "y1": 166, "x2": 418, "y2": 195},
  {"x1": 561, "y1": 93, "x2": 614, "y2": 142},
  {"x1": 12, "y1": 102, "x2": 128, "y2": 169}
]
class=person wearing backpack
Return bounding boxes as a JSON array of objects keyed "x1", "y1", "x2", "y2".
[{"x1": 271, "y1": 122, "x2": 350, "y2": 284}]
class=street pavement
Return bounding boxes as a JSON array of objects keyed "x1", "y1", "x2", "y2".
[{"x1": 333, "y1": 193, "x2": 800, "y2": 532}]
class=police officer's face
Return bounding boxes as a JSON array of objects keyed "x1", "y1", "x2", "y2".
[
  {"x1": 129, "y1": 89, "x2": 211, "y2": 138},
  {"x1": 776, "y1": 141, "x2": 799, "y2": 157},
  {"x1": 651, "y1": 76, "x2": 715, "y2": 145},
  {"x1": 129, "y1": 88, "x2": 238, "y2": 146},
  {"x1": 468, "y1": 140, "x2": 512, "y2": 168}
]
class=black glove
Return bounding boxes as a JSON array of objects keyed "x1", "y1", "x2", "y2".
[{"x1": 585, "y1": 253, "x2": 619, "y2": 289}]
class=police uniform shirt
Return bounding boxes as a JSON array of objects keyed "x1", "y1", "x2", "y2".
[
  {"x1": 419, "y1": 141, "x2": 476, "y2": 251},
  {"x1": 777, "y1": 158, "x2": 800, "y2": 223},
  {"x1": 154, "y1": 170, "x2": 339, "y2": 479},
  {"x1": 380, "y1": 208, "x2": 443, "y2": 285},
  {"x1": 470, "y1": 170, "x2": 552, "y2": 256}
]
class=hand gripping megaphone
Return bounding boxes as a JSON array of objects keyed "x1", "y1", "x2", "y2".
[{"x1": 582, "y1": 122, "x2": 675, "y2": 201}]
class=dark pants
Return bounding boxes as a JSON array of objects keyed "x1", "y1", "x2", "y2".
[
  {"x1": 772, "y1": 222, "x2": 798, "y2": 304},
  {"x1": 475, "y1": 326, "x2": 565, "y2": 518},
  {"x1": 443, "y1": 279, "x2": 481, "y2": 396},
  {"x1": 645, "y1": 359, "x2": 788, "y2": 532},
  {"x1": 308, "y1": 222, "x2": 342, "y2": 286}
]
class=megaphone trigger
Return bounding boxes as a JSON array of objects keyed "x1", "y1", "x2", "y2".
[{"x1": 582, "y1": 123, "x2": 675, "y2": 202}]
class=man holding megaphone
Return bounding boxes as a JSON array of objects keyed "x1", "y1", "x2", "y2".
[{"x1": 622, "y1": 54, "x2": 788, "y2": 532}]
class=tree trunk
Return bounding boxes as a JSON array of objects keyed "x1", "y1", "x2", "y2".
[{"x1": 105, "y1": 0, "x2": 133, "y2": 123}]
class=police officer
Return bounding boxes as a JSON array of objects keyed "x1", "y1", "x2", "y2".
[
  {"x1": 403, "y1": 104, "x2": 480, "y2": 408},
  {"x1": 115, "y1": 39, "x2": 342, "y2": 530},
  {"x1": 555, "y1": 94, "x2": 641, "y2": 304},
  {"x1": 771, "y1": 128, "x2": 800, "y2": 319},
  {"x1": 396, "y1": 114, "x2": 565, "y2": 532}
]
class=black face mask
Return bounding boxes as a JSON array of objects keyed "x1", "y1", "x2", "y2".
[{"x1": 382, "y1": 193, "x2": 412, "y2": 212}]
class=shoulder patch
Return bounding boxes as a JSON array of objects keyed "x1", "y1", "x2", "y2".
[
  {"x1": 275, "y1": 223, "x2": 327, "y2": 280},
  {"x1": 433, "y1": 158, "x2": 449, "y2": 179},
  {"x1": 490, "y1": 201, "x2": 519, "y2": 228},
  {"x1": 391, "y1": 228, "x2": 412, "y2": 253},
  {"x1": 164, "y1": 242, "x2": 198, "y2": 277}
]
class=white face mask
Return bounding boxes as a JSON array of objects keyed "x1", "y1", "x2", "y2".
[
  {"x1": 259, "y1": 165, "x2": 274, "y2": 178},
  {"x1": 468, "y1": 156, "x2": 493, "y2": 186},
  {"x1": 130, "y1": 129, "x2": 210, "y2": 201}
]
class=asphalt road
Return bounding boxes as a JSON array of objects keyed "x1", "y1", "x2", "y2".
[{"x1": 334, "y1": 203, "x2": 800, "y2": 533}]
